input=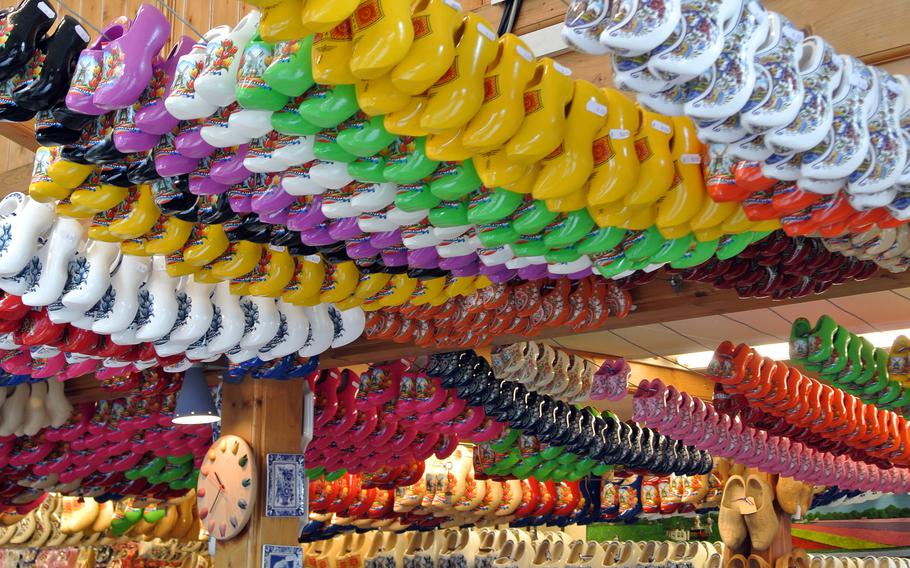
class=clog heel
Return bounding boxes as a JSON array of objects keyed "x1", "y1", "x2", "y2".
[
  {"x1": 28, "y1": 147, "x2": 72, "y2": 203},
  {"x1": 349, "y1": 0, "x2": 414, "y2": 80},
  {"x1": 301, "y1": 0, "x2": 359, "y2": 32},
  {"x1": 586, "y1": 88, "x2": 641, "y2": 207},
  {"x1": 92, "y1": 4, "x2": 171, "y2": 111},
  {"x1": 419, "y1": 12, "x2": 499, "y2": 133},
  {"x1": 656, "y1": 116, "x2": 705, "y2": 231},
  {"x1": 259, "y1": 0, "x2": 311, "y2": 43},
  {"x1": 461, "y1": 33, "x2": 536, "y2": 154},
  {"x1": 623, "y1": 109, "x2": 674, "y2": 206},
  {"x1": 505, "y1": 58, "x2": 575, "y2": 165},
  {"x1": 531, "y1": 81, "x2": 608, "y2": 200},
  {"x1": 391, "y1": 0, "x2": 462, "y2": 96}
]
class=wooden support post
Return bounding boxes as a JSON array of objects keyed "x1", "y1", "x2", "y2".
[{"x1": 215, "y1": 379, "x2": 305, "y2": 568}]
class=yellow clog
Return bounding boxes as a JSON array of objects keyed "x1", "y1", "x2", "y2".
[
  {"x1": 377, "y1": 273, "x2": 417, "y2": 306},
  {"x1": 300, "y1": 0, "x2": 359, "y2": 32},
  {"x1": 623, "y1": 109, "x2": 674, "y2": 206},
  {"x1": 419, "y1": 12, "x2": 498, "y2": 133},
  {"x1": 384, "y1": 95, "x2": 430, "y2": 136},
  {"x1": 356, "y1": 73, "x2": 412, "y2": 116},
  {"x1": 260, "y1": 0, "x2": 312, "y2": 42},
  {"x1": 531, "y1": 80, "x2": 608, "y2": 200},
  {"x1": 472, "y1": 148, "x2": 529, "y2": 188},
  {"x1": 505, "y1": 58, "x2": 574, "y2": 165},
  {"x1": 461, "y1": 33, "x2": 536, "y2": 153},
  {"x1": 210, "y1": 240, "x2": 263, "y2": 280},
  {"x1": 143, "y1": 216, "x2": 194, "y2": 255},
  {"x1": 319, "y1": 260, "x2": 360, "y2": 304},
  {"x1": 248, "y1": 246, "x2": 295, "y2": 296},
  {"x1": 107, "y1": 185, "x2": 160, "y2": 240},
  {"x1": 283, "y1": 256, "x2": 326, "y2": 305},
  {"x1": 349, "y1": 0, "x2": 414, "y2": 80},
  {"x1": 182, "y1": 224, "x2": 230, "y2": 267},
  {"x1": 586, "y1": 88, "x2": 641, "y2": 206},
  {"x1": 656, "y1": 116, "x2": 704, "y2": 229},
  {"x1": 312, "y1": 19, "x2": 358, "y2": 85},
  {"x1": 689, "y1": 197, "x2": 736, "y2": 232},
  {"x1": 391, "y1": 0, "x2": 463, "y2": 95},
  {"x1": 354, "y1": 271, "x2": 392, "y2": 299},
  {"x1": 545, "y1": 190, "x2": 587, "y2": 213},
  {"x1": 444, "y1": 275, "x2": 474, "y2": 298},
  {"x1": 46, "y1": 156, "x2": 95, "y2": 190},
  {"x1": 426, "y1": 126, "x2": 472, "y2": 162},
  {"x1": 28, "y1": 147, "x2": 70, "y2": 202},
  {"x1": 409, "y1": 276, "x2": 446, "y2": 305}
]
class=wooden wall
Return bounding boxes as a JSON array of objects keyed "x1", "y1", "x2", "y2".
[{"x1": 0, "y1": 0, "x2": 909, "y2": 183}]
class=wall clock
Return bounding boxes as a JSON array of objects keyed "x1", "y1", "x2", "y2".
[{"x1": 196, "y1": 434, "x2": 258, "y2": 540}]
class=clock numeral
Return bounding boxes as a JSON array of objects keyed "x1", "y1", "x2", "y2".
[
  {"x1": 198, "y1": 487, "x2": 206, "y2": 498},
  {"x1": 219, "y1": 523, "x2": 227, "y2": 537},
  {"x1": 199, "y1": 507, "x2": 209, "y2": 520},
  {"x1": 231, "y1": 440, "x2": 240, "y2": 455},
  {"x1": 239, "y1": 454, "x2": 248, "y2": 468},
  {"x1": 242, "y1": 478, "x2": 251, "y2": 488},
  {"x1": 230, "y1": 515, "x2": 238, "y2": 528},
  {"x1": 238, "y1": 499, "x2": 248, "y2": 510}
]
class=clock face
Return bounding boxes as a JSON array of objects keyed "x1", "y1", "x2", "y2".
[{"x1": 196, "y1": 435, "x2": 257, "y2": 540}]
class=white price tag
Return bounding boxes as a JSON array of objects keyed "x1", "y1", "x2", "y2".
[
  {"x1": 37, "y1": 2, "x2": 55, "y2": 18},
  {"x1": 74, "y1": 25, "x2": 90, "y2": 43},
  {"x1": 516, "y1": 45, "x2": 534, "y2": 62},
  {"x1": 477, "y1": 23, "x2": 497, "y2": 42},
  {"x1": 269, "y1": 245, "x2": 287, "y2": 253},
  {"x1": 586, "y1": 97, "x2": 607, "y2": 117},
  {"x1": 651, "y1": 119, "x2": 672, "y2": 134},
  {"x1": 443, "y1": 0, "x2": 462, "y2": 10},
  {"x1": 553, "y1": 61, "x2": 572, "y2": 76},
  {"x1": 680, "y1": 153, "x2": 702, "y2": 164},
  {"x1": 610, "y1": 128, "x2": 630, "y2": 140}
]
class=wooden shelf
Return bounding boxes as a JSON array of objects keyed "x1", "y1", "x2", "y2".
[{"x1": 320, "y1": 268, "x2": 910, "y2": 367}]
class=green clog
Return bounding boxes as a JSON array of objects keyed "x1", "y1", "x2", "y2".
[
  {"x1": 384, "y1": 137, "x2": 439, "y2": 184},
  {"x1": 576, "y1": 226, "x2": 627, "y2": 256},
  {"x1": 649, "y1": 234, "x2": 695, "y2": 264},
  {"x1": 543, "y1": 209, "x2": 595, "y2": 249},
  {"x1": 428, "y1": 199, "x2": 469, "y2": 228},
  {"x1": 669, "y1": 238, "x2": 719, "y2": 269},
  {"x1": 476, "y1": 221, "x2": 519, "y2": 247},
  {"x1": 297, "y1": 83, "x2": 359, "y2": 128},
  {"x1": 429, "y1": 159, "x2": 482, "y2": 201},
  {"x1": 395, "y1": 181, "x2": 439, "y2": 212},
  {"x1": 272, "y1": 95, "x2": 322, "y2": 135},
  {"x1": 263, "y1": 36, "x2": 315, "y2": 98},
  {"x1": 716, "y1": 232, "x2": 757, "y2": 260},
  {"x1": 467, "y1": 186, "x2": 523, "y2": 224},
  {"x1": 313, "y1": 127, "x2": 357, "y2": 162},
  {"x1": 623, "y1": 226, "x2": 666, "y2": 261},
  {"x1": 348, "y1": 155, "x2": 388, "y2": 182},
  {"x1": 512, "y1": 197, "x2": 559, "y2": 235},
  {"x1": 510, "y1": 234, "x2": 549, "y2": 257},
  {"x1": 337, "y1": 114, "x2": 396, "y2": 158},
  {"x1": 236, "y1": 35, "x2": 290, "y2": 111}
]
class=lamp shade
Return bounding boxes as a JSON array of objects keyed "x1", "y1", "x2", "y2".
[{"x1": 173, "y1": 367, "x2": 220, "y2": 424}]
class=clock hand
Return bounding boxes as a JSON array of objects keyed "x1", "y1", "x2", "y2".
[{"x1": 213, "y1": 471, "x2": 228, "y2": 495}]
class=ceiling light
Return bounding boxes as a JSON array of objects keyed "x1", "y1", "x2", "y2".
[{"x1": 173, "y1": 366, "x2": 221, "y2": 425}]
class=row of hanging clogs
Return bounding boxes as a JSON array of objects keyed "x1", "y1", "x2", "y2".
[
  {"x1": 491, "y1": 342, "x2": 623, "y2": 404},
  {"x1": 598, "y1": 468, "x2": 720, "y2": 523},
  {"x1": 562, "y1": 0, "x2": 910, "y2": 220},
  {"x1": 823, "y1": 225, "x2": 910, "y2": 273},
  {"x1": 20, "y1": 0, "x2": 786, "y2": 288},
  {"x1": 364, "y1": 277, "x2": 631, "y2": 349},
  {"x1": 0, "y1": 379, "x2": 71, "y2": 437},
  {"x1": 632, "y1": 378, "x2": 910, "y2": 492},
  {"x1": 667, "y1": 231, "x2": 879, "y2": 300},
  {"x1": 429, "y1": 350, "x2": 713, "y2": 480},
  {"x1": 708, "y1": 340, "x2": 910, "y2": 465},
  {"x1": 790, "y1": 315, "x2": 910, "y2": 412},
  {"x1": 0, "y1": 372, "x2": 211, "y2": 510},
  {"x1": 705, "y1": 158, "x2": 910, "y2": 242},
  {"x1": 303, "y1": 529, "x2": 726, "y2": 568}
]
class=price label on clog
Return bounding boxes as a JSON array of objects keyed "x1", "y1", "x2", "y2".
[
  {"x1": 651, "y1": 119, "x2": 672, "y2": 134},
  {"x1": 554, "y1": 62, "x2": 572, "y2": 76},
  {"x1": 516, "y1": 45, "x2": 534, "y2": 62},
  {"x1": 610, "y1": 129, "x2": 630, "y2": 140},
  {"x1": 74, "y1": 25, "x2": 90, "y2": 43},
  {"x1": 268, "y1": 245, "x2": 287, "y2": 253},
  {"x1": 735, "y1": 496, "x2": 757, "y2": 515},
  {"x1": 443, "y1": 0, "x2": 463, "y2": 10},
  {"x1": 680, "y1": 153, "x2": 701, "y2": 164},
  {"x1": 586, "y1": 98, "x2": 607, "y2": 117},
  {"x1": 477, "y1": 23, "x2": 497, "y2": 42},
  {"x1": 37, "y1": 2, "x2": 55, "y2": 18}
]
